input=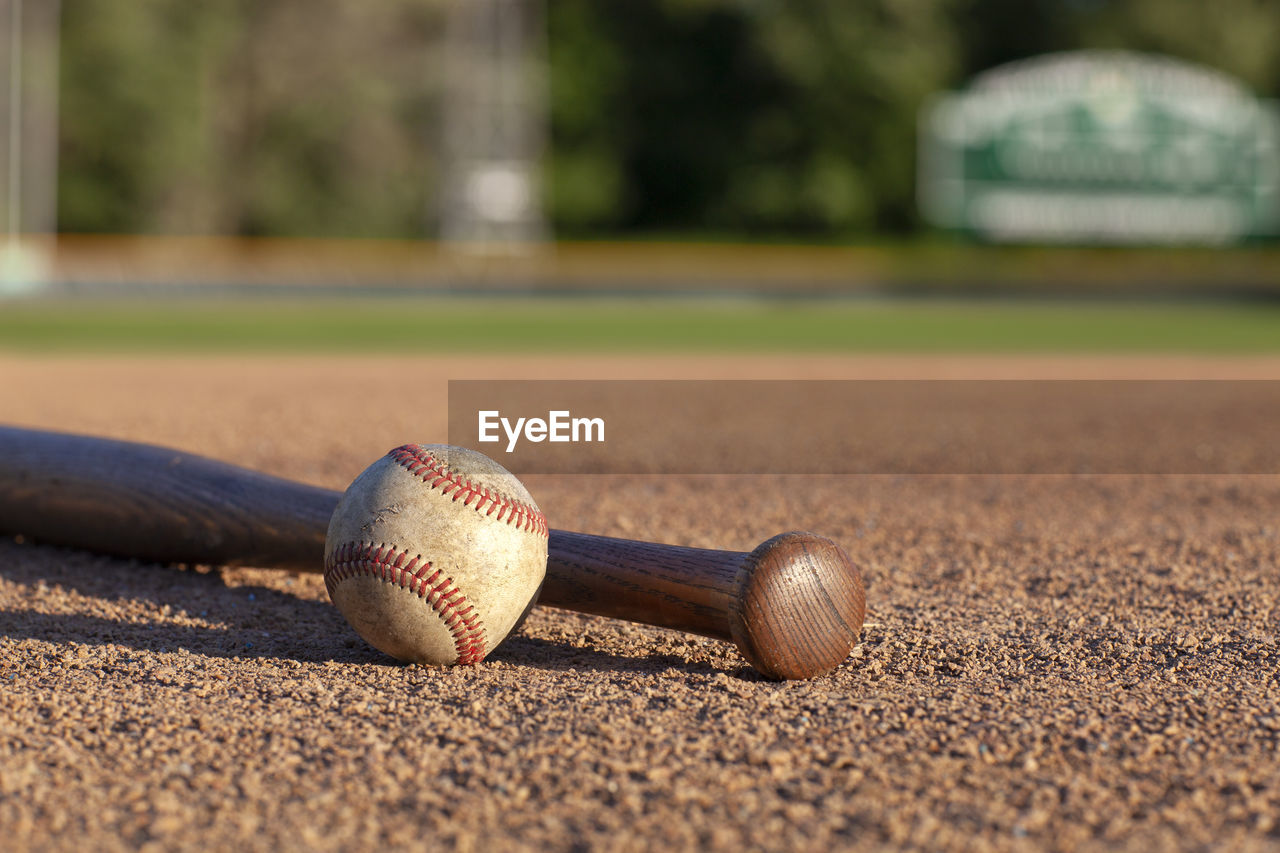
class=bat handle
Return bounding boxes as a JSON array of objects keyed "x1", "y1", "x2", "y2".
[
  {"x1": 541, "y1": 530, "x2": 866, "y2": 680},
  {"x1": 729, "y1": 532, "x2": 867, "y2": 680}
]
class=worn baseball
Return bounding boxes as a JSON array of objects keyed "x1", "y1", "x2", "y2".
[{"x1": 324, "y1": 444, "x2": 548, "y2": 666}]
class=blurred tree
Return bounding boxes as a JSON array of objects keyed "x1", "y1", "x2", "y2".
[
  {"x1": 545, "y1": 0, "x2": 628, "y2": 230},
  {"x1": 748, "y1": 0, "x2": 961, "y2": 234},
  {"x1": 220, "y1": 1, "x2": 444, "y2": 238},
  {"x1": 949, "y1": 0, "x2": 1077, "y2": 75},
  {"x1": 58, "y1": 0, "x2": 445, "y2": 237},
  {"x1": 546, "y1": 0, "x2": 961, "y2": 237},
  {"x1": 54, "y1": 0, "x2": 1280, "y2": 240},
  {"x1": 1073, "y1": 0, "x2": 1280, "y2": 96},
  {"x1": 58, "y1": 1, "x2": 233, "y2": 233}
]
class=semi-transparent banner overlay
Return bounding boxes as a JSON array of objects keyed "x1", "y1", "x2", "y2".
[{"x1": 447, "y1": 380, "x2": 1280, "y2": 475}]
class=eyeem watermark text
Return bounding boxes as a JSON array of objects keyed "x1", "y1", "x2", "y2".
[{"x1": 478, "y1": 410, "x2": 605, "y2": 452}]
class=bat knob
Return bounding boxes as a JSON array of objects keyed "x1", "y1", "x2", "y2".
[{"x1": 727, "y1": 532, "x2": 867, "y2": 680}]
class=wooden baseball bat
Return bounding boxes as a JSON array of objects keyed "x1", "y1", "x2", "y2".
[{"x1": 0, "y1": 425, "x2": 865, "y2": 680}]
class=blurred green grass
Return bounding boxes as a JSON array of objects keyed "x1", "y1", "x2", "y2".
[{"x1": 2, "y1": 297, "x2": 1279, "y2": 353}]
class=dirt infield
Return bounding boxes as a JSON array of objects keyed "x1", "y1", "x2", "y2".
[{"x1": 2, "y1": 354, "x2": 1278, "y2": 852}]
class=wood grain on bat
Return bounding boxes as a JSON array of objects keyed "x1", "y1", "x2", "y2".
[{"x1": 0, "y1": 426, "x2": 865, "y2": 679}]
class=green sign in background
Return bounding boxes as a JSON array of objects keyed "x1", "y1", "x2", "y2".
[{"x1": 920, "y1": 51, "x2": 1280, "y2": 244}]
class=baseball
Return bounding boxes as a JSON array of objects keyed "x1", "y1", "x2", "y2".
[{"x1": 324, "y1": 444, "x2": 548, "y2": 666}]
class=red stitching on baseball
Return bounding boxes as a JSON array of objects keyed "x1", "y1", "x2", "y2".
[
  {"x1": 388, "y1": 445, "x2": 549, "y2": 537},
  {"x1": 324, "y1": 541, "x2": 488, "y2": 665}
]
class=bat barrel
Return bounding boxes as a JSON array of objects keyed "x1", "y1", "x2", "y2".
[{"x1": 0, "y1": 425, "x2": 339, "y2": 572}]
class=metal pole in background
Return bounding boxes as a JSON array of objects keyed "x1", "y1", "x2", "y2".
[
  {"x1": 438, "y1": 0, "x2": 548, "y2": 253},
  {"x1": 7, "y1": 0, "x2": 20, "y2": 254},
  {"x1": 0, "y1": 0, "x2": 58, "y2": 296}
]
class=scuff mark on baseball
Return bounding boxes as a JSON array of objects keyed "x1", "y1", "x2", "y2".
[{"x1": 324, "y1": 444, "x2": 548, "y2": 666}]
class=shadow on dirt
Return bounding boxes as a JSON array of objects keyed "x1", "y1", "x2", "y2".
[
  {"x1": 2, "y1": 539, "x2": 748, "y2": 678},
  {"x1": 0, "y1": 539, "x2": 379, "y2": 664},
  {"x1": 493, "y1": 633, "x2": 746, "y2": 680}
]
